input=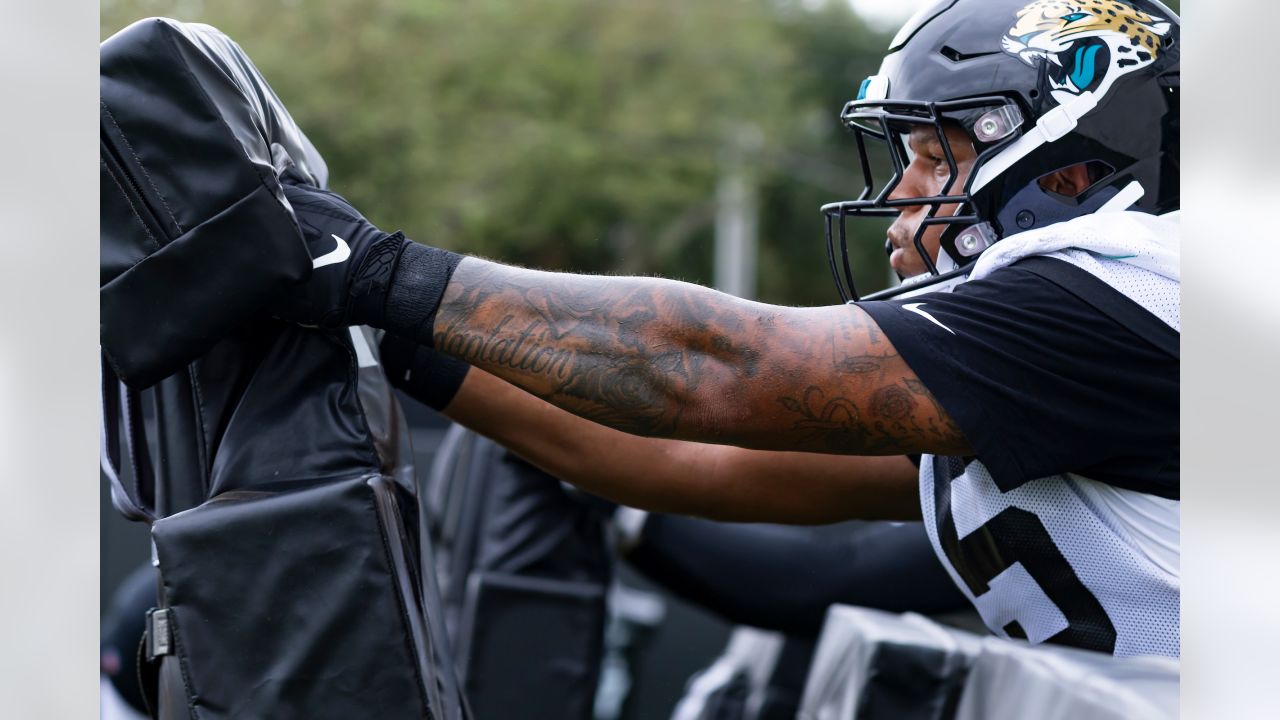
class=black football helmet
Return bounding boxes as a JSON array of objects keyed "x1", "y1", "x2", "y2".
[{"x1": 823, "y1": 0, "x2": 1179, "y2": 301}]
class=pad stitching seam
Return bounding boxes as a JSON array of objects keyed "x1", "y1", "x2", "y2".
[
  {"x1": 101, "y1": 158, "x2": 161, "y2": 256},
  {"x1": 101, "y1": 100, "x2": 186, "y2": 236}
]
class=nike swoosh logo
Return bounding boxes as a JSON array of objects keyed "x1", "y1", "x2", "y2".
[
  {"x1": 312, "y1": 234, "x2": 351, "y2": 269},
  {"x1": 903, "y1": 303, "x2": 955, "y2": 335}
]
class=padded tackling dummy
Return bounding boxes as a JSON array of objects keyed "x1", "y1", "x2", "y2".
[
  {"x1": 670, "y1": 627, "x2": 816, "y2": 720},
  {"x1": 423, "y1": 424, "x2": 612, "y2": 720},
  {"x1": 100, "y1": 18, "x2": 466, "y2": 720},
  {"x1": 953, "y1": 637, "x2": 1178, "y2": 720},
  {"x1": 799, "y1": 606, "x2": 983, "y2": 720},
  {"x1": 101, "y1": 17, "x2": 320, "y2": 389},
  {"x1": 106, "y1": 324, "x2": 466, "y2": 720}
]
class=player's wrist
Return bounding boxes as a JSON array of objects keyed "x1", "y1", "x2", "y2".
[
  {"x1": 382, "y1": 240, "x2": 464, "y2": 345},
  {"x1": 379, "y1": 332, "x2": 471, "y2": 411}
]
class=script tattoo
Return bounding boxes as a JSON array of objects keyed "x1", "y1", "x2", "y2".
[
  {"x1": 434, "y1": 260, "x2": 753, "y2": 437},
  {"x1": 433, "y1": 258, "x2": 968, "y2": 454}
]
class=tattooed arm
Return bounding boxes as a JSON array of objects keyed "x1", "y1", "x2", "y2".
[
  {"x1": 443, "y1": 367, "x2": 923, "y2": 522},
  {"x1": 432, "y1": 258, "x2": 970, "y2": 456},
  {"x1": 270, "y1": 178, "x2": 965, "y2": 455}
]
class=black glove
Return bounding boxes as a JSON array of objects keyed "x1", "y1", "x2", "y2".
[
  {"x1": 276, "y1": 176, "x2": 462, "y2": 338},
  {"x1": 380, "y1": 333, "x2": 471, "y2": 411}
]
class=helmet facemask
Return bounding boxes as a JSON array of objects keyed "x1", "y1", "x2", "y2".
[
  {"x1": 822, "y1": 0, "x2": 1178, "y2": 304},
  {"x1": 822, "y1": 95, "x2": 1027, "y2": 302}
]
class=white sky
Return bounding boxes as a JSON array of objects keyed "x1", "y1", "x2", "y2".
[{"x1": 848, "y1": 0, "x2": 935, "y2": 31}]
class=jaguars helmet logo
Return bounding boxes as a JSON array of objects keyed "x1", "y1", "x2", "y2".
[{"x1": 1001, "y1": 0, "x2": 1171, "y2": 105}]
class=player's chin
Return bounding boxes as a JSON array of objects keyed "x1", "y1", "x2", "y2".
[{"x1": 889, "y1": 247, "x2": 923, "y2": 279}]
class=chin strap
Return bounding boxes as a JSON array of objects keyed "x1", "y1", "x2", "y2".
[
  {"x1": 934, "y1": 250, "x2": 961, "y2": 274},
  {"x1": 970, "y1": 91, "x2": 1099, "y2": 193},
  {"x1": 1097, "y1": 181, "x2": 1146, "y2": 214},
  {"x1": 884, "y1": 254, "x2": 971, "y2": 301}
]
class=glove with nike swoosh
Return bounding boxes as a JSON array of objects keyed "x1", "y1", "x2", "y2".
[{"x1": 275, "y1": 175, "x2": 463, "y2": 338}]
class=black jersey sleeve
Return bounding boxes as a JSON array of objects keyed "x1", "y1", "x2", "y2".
[
  {"x1": 625, "y1": 518, "x2": 967, "y2": 636},
  {"x1": 856, "y1": 256, "x2": 1178, "y2": 498}
]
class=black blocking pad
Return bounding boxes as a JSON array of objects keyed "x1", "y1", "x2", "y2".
[
  {"x1": 456, "y1": 572, "x2": 606, "y2": 720},
  {"x1": 100, "y1": 18, "x2": 325, "y2": 388},
  {"x1": 151, "y1": 476, "x2": 440, "y2": 720}
]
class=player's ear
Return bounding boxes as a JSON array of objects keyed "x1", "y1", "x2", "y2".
[{"x1": 1038, "y1": 163, "x2": 1094, "y2": 198}]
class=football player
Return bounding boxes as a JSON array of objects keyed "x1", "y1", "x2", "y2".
[{"x1": 273, "y1": 0, "x2": 1179, "y2": 657}]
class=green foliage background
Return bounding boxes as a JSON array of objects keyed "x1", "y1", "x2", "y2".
[
  {"x1": 101, "y1": 0, "x2": 893, "y2": 306},
  {"x1": 100, "y1": 0, "x2": 1179, "y2": 305}
]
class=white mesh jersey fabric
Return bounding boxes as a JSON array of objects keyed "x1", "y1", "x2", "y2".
[
  {"x1": 1045, "y1": 247, "x2": 1181, "y2": 331},
  {"x1": 920, "y1": 458, "x2": 1180, "y2": 658},
  {"x1": 917, "y1": 211, "x2": 1180, "y2": 657},
  {"x1": 1071, "y1": 474, "x2": 1180, "y2": 578},
  {"x1": 971, "y1": 210, "x2": 1181, "y2": 331}
]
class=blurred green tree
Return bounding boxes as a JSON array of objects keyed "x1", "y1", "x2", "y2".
[
  {"x1": 101, "y1": 0, "x2": 1178, "y2": 305},
  {"x1": 101, "y1": 0, "x2": 894, "y2": 305}
]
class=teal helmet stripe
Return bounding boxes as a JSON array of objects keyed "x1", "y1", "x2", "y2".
[
  {"x1": 1070, "y1": 43, "x2": 1103, "y2": 90},
  {"x1": 857, "y1": 77, "x2": 872, "y2": 101}
]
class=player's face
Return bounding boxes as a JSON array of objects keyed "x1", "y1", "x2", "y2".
[{"x1": 885, "y1": 123, "x2": 978, "y2": 278}]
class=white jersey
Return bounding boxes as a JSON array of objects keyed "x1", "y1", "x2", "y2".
[
  {"x1": 919, "y1": 458, "x2": 1179, "y2": 657},
  {"x1": 859, "y1": 211, "x2": 1180, "y2": 657}
]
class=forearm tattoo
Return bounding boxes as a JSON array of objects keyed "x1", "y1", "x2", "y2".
[
  {"x1": 433, "y1": 258, "x2": 967, "y2": 455},
  {"x1": 770, "y1": 308, "x2": 966, "y2": 454}
]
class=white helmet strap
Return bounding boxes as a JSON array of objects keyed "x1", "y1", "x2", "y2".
[{"x1": 970, "y1": 91, "x2": 1099, "y2": 192}]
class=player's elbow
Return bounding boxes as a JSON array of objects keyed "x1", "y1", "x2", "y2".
[{"x1": 671, "y1": 366, "x2": 758, "y2": 445}]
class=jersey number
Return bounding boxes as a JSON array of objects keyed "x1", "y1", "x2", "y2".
[{"x1": 935, "y1": 467, "x2": 1117, "y2": 653}]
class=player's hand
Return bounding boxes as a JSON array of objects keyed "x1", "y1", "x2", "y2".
[{"x1": 274, "y1": 175, "x2": 409, "y2": 329}]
